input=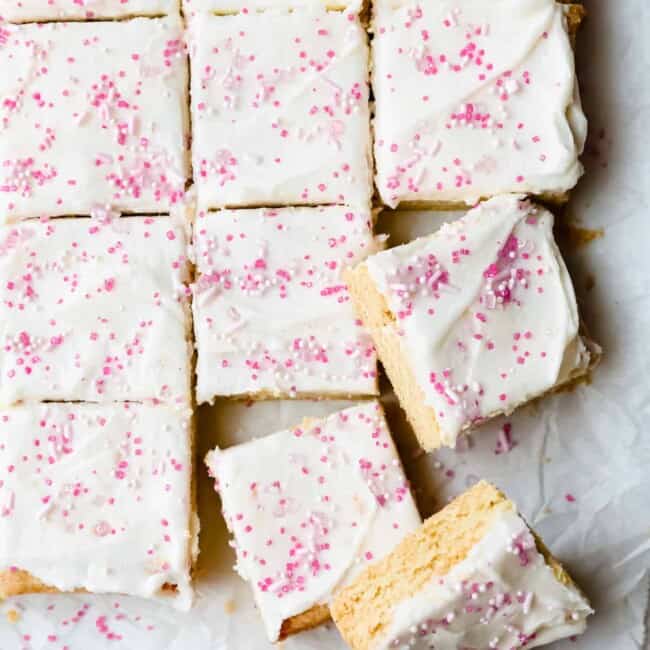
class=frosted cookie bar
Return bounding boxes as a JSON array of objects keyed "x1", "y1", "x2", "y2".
[
  {"x1": 182, "y1": 0, "x2": 361, "y2": 15},
  {"x1": 346, "y1": 195, "x2": 595, "y2": 450},
  {"x1": 332, "y1": 481, "x2": 592, "y2": 650},
  {"x1": 0, "y1": 0, "x2": 179, "y2": 22},
  {"x1": 0, "y1": 17, "x2": 189, "y2": 222},
  {"x1": 192, "y1": 206, "x2": 378, "y2": 403},
  {"x1": 0, "y1": 216, "x2": 192, "y2": 405},
  {"x1": 205, "y1": 401, "x2": 421, "y2": 641},
  {"x1": 0, "y1": 401, "x2": 198, "y2": 610},
  {"x1": 188, "y1": 9, "x2": 371, "y2": 209},
  {"x1": 372, "y1": 0, "x2": 586, "y2": 208}
]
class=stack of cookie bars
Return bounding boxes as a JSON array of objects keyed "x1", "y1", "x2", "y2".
[{"x1": 0, "y1": 0, "x2": 599, "y2": 648}]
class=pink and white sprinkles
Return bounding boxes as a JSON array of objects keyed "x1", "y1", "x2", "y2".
[
  {"x1": 0, "y1": 216, "x2": 191, "y2": 403},
  {"x1": 373, "y1": 1, "x2": 585, "y2": 206},
  {"x1": 192, "y1": 207, "x2": 378, "y2": 400},
  {"x1": 209, "y1": 402, "x2": 419, "y2": 631},
  {"x1": 189, "y1": 10, "x2": 371, "y2": 207},
  {"x1": 0, "y1": 18, "x2": 188, "y2": 218}
]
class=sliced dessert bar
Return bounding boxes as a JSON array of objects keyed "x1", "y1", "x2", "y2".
[
  {"x1": 0, "y1": 0, "x2": 179, "y2": 22},
  {"x1": 332, "y1": 480, "x2": 592, "y2": 650},
  {"x1": 192, "y1": 206, "x2": 378, "y2": 403},
  {"x1": 188, "y1": 9, "x2": 371, "y2": 209},
  {"x1": 0, "y1": 401, "x2": 198, "y2": 610},
  {"x1": 346, "y1": 195, "x2": 596, "y2": 450},
  {"x1": 205, "y1": 401, "x2": 421, "y2": 641},
  {"x1": 182, "y1": 0, "x2": 362, "y2": 14},
  {"x1": 0, "y1": 216, "x2": 192, "y2": 405},
  {"x1": 0, "y1": 17, "x2": 189, "y2": 221},
  {"x1": 372, "y1": 0, "x2": 586, "y2": 208}
]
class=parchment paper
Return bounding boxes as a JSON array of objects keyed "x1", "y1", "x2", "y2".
[{"x1": 1, "y1": 0, "x2": 648, "y2": 648}]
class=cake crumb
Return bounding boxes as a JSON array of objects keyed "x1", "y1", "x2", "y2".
[
  {"x1": 224, "y1": 599, "x2": 236, "y2": 615},
  {"x1": 558, "y1": 223, "x2": 604, "y2": 250},
  {"x1": 6, "y1": 609, "x2": 20, "y2": 623}
]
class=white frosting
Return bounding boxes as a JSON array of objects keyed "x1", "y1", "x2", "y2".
[
  {"x1": 0, "y1": 17, "x2": 189, "y2": 221},
  {"x1": 377, "y1": 509, "x2": 592, "y2": 650},
  {"x1": 365, "y1": 195, "x2": 589, "y2": 446},
  {"x1": 372, "y1": 0, "x2": 587, "y2": 207},
  {"x1": 0, "y1": 0, "x2": 178, "y2": 22},
  {"x1": 0, "y1": 216, "x2": 192, "y2": 405},
  {"x1": 192, "y1": 206, "x2": 379, "y2": 403},
  {"x1": 205, "y1": 401, "x2": 421, "y2": 641},
  {"x1": 188, "y1": 9, "x2": 371, "y2": 209},
  {"x1": 0, "y1": 402, "x2": 196, "y2": 609},
  {"x1": 182, "y1": 0, "x2": 360, "y2": 15}
]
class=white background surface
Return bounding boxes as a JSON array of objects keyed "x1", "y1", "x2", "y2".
[{"x1": 1, "y1": 0, "x2": 649, "y2": 648}]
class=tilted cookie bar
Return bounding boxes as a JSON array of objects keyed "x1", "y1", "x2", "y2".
[
  {"x1": 332, "y1": 480, "x2": 592, "y2": 650},
  {"x1": 346, "y1": 195, "x2": 597, "y2": 450},
  {"x1": 205, "y1": 401, "x2": 421, "y2": 641}
]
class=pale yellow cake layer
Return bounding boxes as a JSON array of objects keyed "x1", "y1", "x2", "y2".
[
  {"x1": 344, "y1": 264, "x2": 443, "y2": 450},
  {"x1": 279, "y1": 603, "x2": 332, "y2": 640},
  {"x1": 331, "y1": 481, "x2": 579, "y2": 650}
]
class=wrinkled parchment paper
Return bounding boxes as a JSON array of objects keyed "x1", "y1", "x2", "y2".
[{"x1": 1, "y1": 1, "x2": 648, "y2": 648}]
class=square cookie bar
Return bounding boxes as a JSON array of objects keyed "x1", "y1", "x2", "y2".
[
  {"x1": 182, "y1": 0, "x2": 360, "y2": 16},
  {"x1": 0, "y1": 17, "x2": 189, "y2": 222},
  {"x1": 346, "y1": 195, "x2": 596, "y2": 450},
  {"x1": 0, "y1": 401, "x2": 197, "y2": 609},
  {"x1": 192, "y1": 206, "x2": 379, "y2": 403},
  {"x1": 372, "y1": 0, "x2": 586, "y2": 207},
  {"x1": 188, "y1": 9, "x2": 371, "y2": 209},
  {"x1": 0, "y1": 0, "x2": 178, "y2": 22},
  {"x1": 332, "y1": 481, "x2": 592, "y2": 650},
  {"x1": 0, "y1": 216, "x2": 192, "y2": 405},
  {"x1": 205, "y1": 401, "x2": 421, "y2": 641}
]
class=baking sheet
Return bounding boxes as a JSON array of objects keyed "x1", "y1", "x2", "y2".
[{"x1": 1, "y1": 0, "x2": 649, "y2": 648}]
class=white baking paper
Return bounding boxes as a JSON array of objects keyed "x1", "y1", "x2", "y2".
[{"x1": 1, "y1": 0, "x2": 649, "y2": 648}]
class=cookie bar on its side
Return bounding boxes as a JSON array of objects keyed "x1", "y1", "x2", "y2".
[
  {"x1": 0, "y1": 17, "x2": 189, "y2": 221},
  {"x1": 204, "y1": 401, "x2": 421, "y2": 641},
  {"x1": 187, "y1": 9, "x2": 372, "y2": 209},
  {"x1": 331, "y1": 481, "x2": 592, "y2": 650},
  {"x1": 0, "y1": 0, "x2": 179, "y2": 22},
  {"x1": 0, "y1": 402, "x2": 198, "y2": 610},
  {"x1": 0, "y1": 216, "x2": 193, "y2": 405},
  {"x1": 372, "y1": 0, "x2": 586, "y2": 208},
  {"x1": 346, "y1": 195, "x2": 597, "y2": 450},
  {"x1": 192, "y1": 206, "x2": 379, "y2": 403}
]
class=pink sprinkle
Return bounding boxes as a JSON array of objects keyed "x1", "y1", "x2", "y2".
[{"x1": 495, "y1": 422, "x2": 516, "y2": 455}]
